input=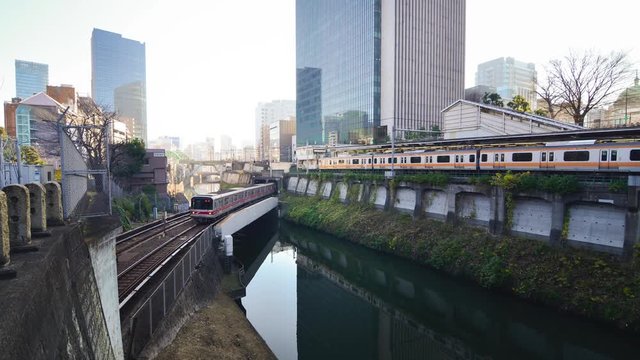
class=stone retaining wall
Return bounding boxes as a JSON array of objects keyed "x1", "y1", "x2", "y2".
[{"x1": 285, "y1": 175, "x2": 640, "y2": 257}]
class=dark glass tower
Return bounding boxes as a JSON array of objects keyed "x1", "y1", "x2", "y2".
[
  {"x1": 296, "y1": 0, "x2": 466, "y2": 145},
  {"x1": 296, "y1": 0, "x2": 381, "y2": 146},
  {"x1": 91, "y1": 28, "x2": 147, "y2": 143}
]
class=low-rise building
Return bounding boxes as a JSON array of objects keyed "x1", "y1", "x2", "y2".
[{"x1": 122, "y1": 149, "x2": 168, "y2": 195}]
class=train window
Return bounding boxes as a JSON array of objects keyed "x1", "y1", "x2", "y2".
[
  {"x1": 563, "y1": 151, "x2": 589, "y2": 161},
  {"x1": 549, "y1": 152, "x2": 554, "y2": 161},
  {"x1": 512, "y1": 153, "x2": 533, "y2": 162},
  {"x1": 374, "y1": 158, "x2": 378, "y2": 164},
  {"x1": 631, "y1": 150, "x2": 640, "y2": 161},
  {"x1": 481, "y1": 154, "x2": 487, "y2": 162},
  {"x1": 339, "y1": 160, "x2": 345, "y2": 164},
  {"x1": 469, "y1": 154, "x2": 475, "y2": 162},
  {"x1": 541, "y1": 152, "x2": 546, "y2": 161},
  {"x1": 601, "y1": 150, "x2": 608, "y2": 161},
  {"x1": 455, "y1": 155, "x2": 459, "y2": 163},
  {"x1": 494, "y1": 154, "x2": 499, "y2": 162},
  {"x1": 611, "y1": 150, "x2": 618, "y2": 161},
  {"x1": 437, "y1": 155, "x2": 450, "y2": 163},
  {"x1": 461, "y1": 155, "x2": 465, "y2": 162},
  {"x1": 410, "y1": 156, "x2": 421, "y2": 164},
  {"x1": 353, "y1": 159, "x2": 359, "y2": 165},
  {"x1": 368, "y1": 158, "x2": 372, "y2": 164},
  {"x1": 500, "y1": 154, "x2": 505, "y2": 162}
]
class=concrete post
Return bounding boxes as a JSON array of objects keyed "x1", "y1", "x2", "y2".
[
  {"x1": 44, "y1": 182, "x2": 64, "y2": 226},
  {"x1": 224, "y1": 234, "x2": 233, "y2": 274},
  {"x1": 445, "y1": 186, "x2": 458, "y2": 224},
  {"x1": 549, "y1": 194, "x2": 565, "y2": 246},
  {"x1": 623, "y1": 210, "x2": 639, "y2": 260},
  {"x1": 26, "y1": 183, "x2": 47, "y2": 233},
  {"x1": 0, "y1": 191, "x2": 9, "y2": 267},
  {"x1": 3, "y1": 184, "x2": 31, "y2": 246},
  {"x1": 413, "y1": 185, "x2": 423, "y2": 218},
  {"x1": 361, "y1": 182, "x2": 371, "y2": 204},
  {"x1": 384, "y1": 181, "x2": 393, "y2": 211},
  {"x1": 490, "y1": 187, "x2": 506, "y2": 235}
]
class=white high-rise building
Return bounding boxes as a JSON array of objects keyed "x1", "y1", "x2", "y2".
[
  {"x1": 475, "y1": 57, "x2": 537, "y2": 108},
  {"x1": 255, "y1": 100, "x2": 295, "y2": 160}
]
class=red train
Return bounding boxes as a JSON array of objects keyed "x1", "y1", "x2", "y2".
[{"x1": 190, "y1": 183, "x2": 277, "y2": 223}]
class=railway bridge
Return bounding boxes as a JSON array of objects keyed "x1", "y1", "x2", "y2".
[{"x1": 117, "y1": 194, "x2": 278, "y2": 358}]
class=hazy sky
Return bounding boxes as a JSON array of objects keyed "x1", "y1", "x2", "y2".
[{"x1": 1, "y1": 0, "x2": 638, "y2": 147}]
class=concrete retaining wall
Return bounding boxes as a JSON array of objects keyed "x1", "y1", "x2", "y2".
[
  {"x1": 337, "y1": 182, "x2": 347, "y2": 202},
  {"x1": 456, "y1": 192, "x2": 491, "y2": 226},
  {"x1": 567, "y1": 203, "x2": 626, "y2": 251},
  {"x1": 296, "y1": 178, "x2": 308, "y2": 194},
  {"x1": 284, "y1": 175, "x2": 640, "y2": 257},
  {"x1": 423, "y1": 190, "x2": 447, "y2": 219},
  {"x1": 287, "y1": 177, "x2": 298, "y2": 192},
  {"x1": 306, "y1": 180, "x2": 319, "y2": 196},
  {"x1": 395, "y1": 188, "x2": 416, "y2": 213},
  {"x1": 372, "y1": 185, "x2": 387, "y2": 208},
  {"x1": 512, "y1": 197, "x2": 553, "y2": 240}
]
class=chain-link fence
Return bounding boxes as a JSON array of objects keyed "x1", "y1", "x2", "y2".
[{"x1": 60, "y1": 125, "x2": 111, "y2": 219}]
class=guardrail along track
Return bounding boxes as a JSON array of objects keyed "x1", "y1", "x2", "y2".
[{"x1": 117, "y1": 222, "x2": 210, "y2": 304}]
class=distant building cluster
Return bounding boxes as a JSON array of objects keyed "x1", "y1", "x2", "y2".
[
  {"x1": 2, "y1": 28, "x2": 164, "y2": 194},
  {"x1": 255, "y1": 100, "x2": 295, "y2": 161}
]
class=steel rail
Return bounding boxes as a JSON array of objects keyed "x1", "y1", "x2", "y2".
[
  {"x1": 115, "y1": 217, "x2": 193, "y2": 255},
  {"x1": 115, "y1": 211, "x2": 190, "y2": 244}
]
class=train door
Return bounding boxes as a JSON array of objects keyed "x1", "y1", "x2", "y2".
[
  {"x1": 492, "y1": 152, "x2": 505, "y2": 169},
  {"x1": 540, "y1": 151, "x2": 555, "y2": 169},
  {"x1": 599, "y1": 149, "x2": 619, "y2": 170}
]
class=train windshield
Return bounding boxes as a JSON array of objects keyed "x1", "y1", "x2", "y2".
[{"x1": 191, "y1": 197, "x2": 213, "y2": 210}]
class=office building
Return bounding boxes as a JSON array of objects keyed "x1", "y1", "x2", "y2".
[
  {"x1": 15, "y1": 60, "x2": 49, "y2": 99},
  {"x1": 475, "y1": 57, "x2": 537, "y2": 108},
  {"x1": 269, "y1": 117, "x2": 296, "y2": 163},
  {"x1": 255, "y1": 100, "x2": 295, "y2": 160},
  {"x1": 91, "y1": 28, "x2": 147, "y2": 143},
  {"x1": 296, "y1": 0, "x2": 465, "y2": 145}
]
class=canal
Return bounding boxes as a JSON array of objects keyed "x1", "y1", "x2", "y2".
[{"x1": 233, "y1": 217, "x2": 637, "y2": 360}]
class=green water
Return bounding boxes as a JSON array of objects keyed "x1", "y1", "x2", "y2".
[{"x1": 236, "y1": 219, "x2": 637, "y2": 360}]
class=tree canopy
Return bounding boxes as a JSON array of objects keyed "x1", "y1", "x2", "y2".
[
  {"x1": 110, "y1": 138, "x2": 146, "y2": 179},
  {"x1": 20, "y1": 145, "x2": 45, "y2": 165},
  {"x1": 482, "y1": 92, "x2": 504, "y2": 107},
  {"x1": 506, "y1": 95, "x2": 531, "y2": 113}
]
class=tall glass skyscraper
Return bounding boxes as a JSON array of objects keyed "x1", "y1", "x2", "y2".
[
  {"x1": 296, "y1": 0, "x2": 465, "y2": 145},
  {"x1": 15, "y1": 60, "x2": 48, "y2": 99},
  {"x1": 91, "y1": 28, "x2": 147, "y2": 143}
]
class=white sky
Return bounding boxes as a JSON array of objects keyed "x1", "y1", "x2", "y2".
[{"x1": 1, "y1": 0, "x2": 638, "y2": 147}]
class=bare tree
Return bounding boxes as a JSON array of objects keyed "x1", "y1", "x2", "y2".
[
  {"x1": 546, "y1": 50, "x2": 631, "y2": 126},
  {"x1": 535, "y1": 74, "x2": 564, "y2": 119}
]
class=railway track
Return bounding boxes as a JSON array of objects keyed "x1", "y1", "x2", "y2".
[
  {"x1": 117, "y1": 221, "x2": 211, "y2": 305},
  {"x1": 116, "y1": 212, "x2": 191, "y2": 253}
]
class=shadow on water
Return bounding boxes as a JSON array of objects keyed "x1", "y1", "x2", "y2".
[{"x1": 236, "y1": 218, "x2": 637, "y2": 360}]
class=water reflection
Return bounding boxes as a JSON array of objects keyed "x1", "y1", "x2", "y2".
[{"x1": 238, "y1": 221, "x2": 636, "y2": 360}]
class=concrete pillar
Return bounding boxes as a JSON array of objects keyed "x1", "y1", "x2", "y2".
[
  {"x1": 361, "y1": 182, "x2": 371, "y2": 204},
  {"x1": 44, "y1": 182, "x2": 64, "y2": 226},
  {"x1": 413, "y1": 185, "x2": 423, "y2": 218},
  {"x1": 490, "y1": 187, "x2": 506, "y2": 235},
  {"x1": 3, "y1": 184, "x2": 31, "y2": 246},
  {"x1": 0, "y1": 191, "x2": 9, "y2": 267},
  {"x1": 384, "y1": 181, "x2": 393, "y2": 211},
  {"x1": 26, "y1": 183, "x2": 47, "y2": 233},
  {"x1": 549, "y1": 195, "x2": 565, "y2": 246},
  {"x1": 445, "y1": 186, "x2": 458, "y2": 224},
  {"x1": 623, "y1": 210, "x2": 639, "y2": 259}
]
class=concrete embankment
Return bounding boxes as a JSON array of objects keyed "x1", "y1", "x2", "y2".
[
  {"x1": 0, "y1": 217, "x2": 121, "y2": 360},
  {"x1": 135, "y1": 237, "x2": 275, "y2": 360},
  {"x1": 281, "y1": 193, "x2": 640, "y2": 334}
]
